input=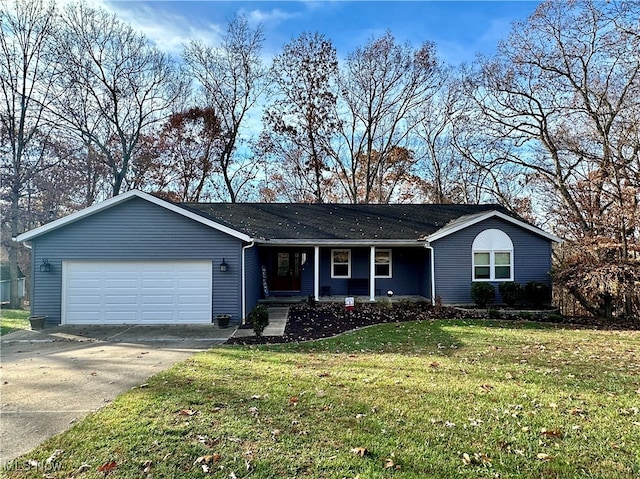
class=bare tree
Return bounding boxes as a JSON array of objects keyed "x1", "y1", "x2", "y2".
[
  {"x1": 334, "y1": 31, "x2": 443, "y2": 203},
  {"x1": 262, "y1": 32, "x2": 340, "y2": 203},
  {"x1": 472, "y1": 0, "x2": 640, "y2": 316},
  {"x1": 183, "y1": 15, "x2": 268, "y2": 202},
  {"x1": 52, "y1": 1, "x2": 184, "y2": 198},
  {"x1": 133, "y1": 107, "x2": 222, "y2": 202},
  {"x1": 0, "y1": 0, "x2": 60, "y2": 308}
]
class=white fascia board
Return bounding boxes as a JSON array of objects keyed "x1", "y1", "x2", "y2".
[
  {"x1": 15, "y1": 189, "x2": 252, "y2": 243},
  {"x1": 256, "y1": 239, "x2": 425, "y2": 247},
  {"x1": 427, "y1": 210, "x2": 561, "y2": 243}
]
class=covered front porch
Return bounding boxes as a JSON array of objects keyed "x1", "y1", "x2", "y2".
[
  {"x1": 257, "y1": 243, "x2": 433, "y2": 304},
  {"x1": 260, "y1": 244, "x2": 434, "y2": 303}
]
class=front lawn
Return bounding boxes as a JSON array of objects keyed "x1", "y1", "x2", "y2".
[
  {"x1": 4, "y1": 319, "x2": 640, "y2": 478},
  {"x1": 0, "y1": 309, "x2": 30, "y2": 335}
]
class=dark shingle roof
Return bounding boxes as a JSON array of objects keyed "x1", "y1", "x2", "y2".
[{"x1": 179, "y1": 203, "x2": 514, "y2": 241}]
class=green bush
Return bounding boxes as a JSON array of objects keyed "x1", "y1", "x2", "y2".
[
  {"x1": 471, "y1": 282, "x2": 495, "y2": 308},
  {"x1": 525, "y1": 281, "x2": 551, "y2": 307},
  {"x1": 248, "y1": 305, "x2": 269, "y2": 337},
  {"x1": 498, "y1": 281, "x2": 522, "y2": 307}
]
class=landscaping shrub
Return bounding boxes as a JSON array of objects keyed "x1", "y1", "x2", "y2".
[
  {"x1": 471, "y1": 282, "x2": 495, "y2": 307},
  {"x1": 525, "y1": 281, "x2": 551, "y2": 307},
  {"x1": 499, "y1": 281, "x2": 522, "y2": 307},
  {"x1": 248, "y1": 305, "x2": 269, "y2": 337}
]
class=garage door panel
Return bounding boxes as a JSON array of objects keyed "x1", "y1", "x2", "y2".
[
  {"x1": 141, "y1": 295, "x2": 175, "y2": 306},
  {"x1": 105, "y1": 279, "x2": 138, "y2": 289},
  {"x1": 64, "y1": 261, "x2": 212, "y2": 325}
]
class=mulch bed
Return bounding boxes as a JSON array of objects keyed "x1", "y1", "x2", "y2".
[{"x1": 225, "y1": 302, "x2": 640, "y2": 345}]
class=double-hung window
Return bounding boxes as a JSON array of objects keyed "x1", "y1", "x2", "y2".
[
  {"x1": 331, "y1": 249, "x2": 351, "y2": 278},
  {"x1": 374, "y1": 249, "x2": 392, "y2": 278},
  {"x1": 472, "y1": 229, "x2": 513, "y2": 281}
]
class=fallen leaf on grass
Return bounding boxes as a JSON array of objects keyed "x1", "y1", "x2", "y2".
[
  {"x1": 350, "y1": 447, "x2": 368, "y2": 457},
  {"x1": 462, "y1": 452, "x2": 491, "y2": 466},
  {"x1": 429, "y1": 362, "x2": 440, "y2": 368},
  {"x1": 536, "y1": 453, "x2": 551, "y2": 461},
  {"x1": 540, "y1": 428, "x2": 563, "y2": 438},
  {"x1": 289, "y1": 396, "x2": 299, "y2": 405},
  {"x1": 97, "y1": 460, "x2": 117, "y2": 475},
  {"x1": 141, "y1": 460, "x2": 153, "y2": 474},
  {"x1": 179, "y1": 409, "x2": 197, "y2": 416},
  {"x1": 46, "y1": 449, "x2": 64, "y2": 464},
  {"x1": 195, "y1": 454, "x2": 221, "y2": 465},
  {"x1": 384, "y1": 458, "x2": 400, "y2": 469},
  {"x1": 479, "y1": 384, "x2": 494, "y2": 393}
]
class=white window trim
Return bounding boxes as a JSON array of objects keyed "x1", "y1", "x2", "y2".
[
  {"x1": 472, "y1": 229, "x2": 514, "y2": 282},
  {"x1": 331, "y1": 249, "x2": 351, "y2": 278},
  {"x1": 374, "y1": 248, "x2": 392, "y2": 278},
  {"x1": 472, "y1": 250, "x2": 513, "y2": 282}
]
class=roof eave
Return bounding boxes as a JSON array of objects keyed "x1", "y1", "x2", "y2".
[
  {"x1": 255, "y1": 239, "x2": 426, "y2": 246},
  {"x1": 15, "y1": 190, "x2": 253, "y2": 243},
  {"x1": 427, "y1": 210, "x2": 561, "y2": 243}
]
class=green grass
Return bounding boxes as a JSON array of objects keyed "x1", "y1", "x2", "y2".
[
  {"x1": 4, "y1": 319, "x2": 640, "y2": 478},
  {"x1": 0, "y1": 309, "x2": 30, "y2": 335}
]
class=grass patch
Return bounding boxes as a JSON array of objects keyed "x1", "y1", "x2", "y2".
[
  {"x1": 4, "y1": 319, "x2": 640, "y2": 478},
  {"x1": 0, "y1": 309, "x2": 30, "y2": 335}
]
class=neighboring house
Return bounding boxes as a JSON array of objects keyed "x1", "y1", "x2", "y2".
[
  {"x1": 15, "y1": 190, "x2": 560, "y2": 326},
  {"x1": 0, "y1": 264, "x2": 25, "y2": 304}
]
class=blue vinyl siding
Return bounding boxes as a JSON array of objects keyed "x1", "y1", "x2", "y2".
[
  {"x1": 30, "y1": 197, "x2": 245, "y2": 325},
  {"x1": 243, "y1": 245, "x2": 261, "y2": 317},
  {"x1": 431, "y1": 218, "x2": 553, "y2": 304}
]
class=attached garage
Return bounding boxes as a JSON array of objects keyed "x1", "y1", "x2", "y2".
[{"x1": 62, "y1": 260, "x2": 213, "y2": 325}]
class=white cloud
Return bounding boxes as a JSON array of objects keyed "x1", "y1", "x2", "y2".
[
  {"x1": 237, "y1": 6, "x2": 300, "y2": 28},
  {"x1": 56, "y1": 1, "x2": 223, "y2": 54},
  {"x1": 107, "y1": 3, "x2": 223, "y2": 54}
]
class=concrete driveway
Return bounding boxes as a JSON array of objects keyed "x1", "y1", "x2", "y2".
[{"x1": 0, "y1": 324, "x2": 235, "y2": 464}]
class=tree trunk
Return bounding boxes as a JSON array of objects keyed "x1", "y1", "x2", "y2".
[{"x1": 8, "y1": 191, "x2": 21, "y2": 309}]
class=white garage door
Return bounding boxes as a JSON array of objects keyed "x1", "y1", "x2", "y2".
[{"x1": 63, "y1": 261, "x2": 212, "y2": 325}]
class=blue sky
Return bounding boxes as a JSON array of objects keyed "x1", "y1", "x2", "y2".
[{"x1": 103, "y1": 1, "x2": 542, "y2": 64}]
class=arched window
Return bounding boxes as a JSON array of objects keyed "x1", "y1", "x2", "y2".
[{"x1": 472, "y1": 229, "x2": 513, "y2": 281}]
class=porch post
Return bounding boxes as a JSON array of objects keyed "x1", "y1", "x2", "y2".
[
  {"x1": 369, "y1": 246, "x2": 376, "y2": 302},
  {"x1": 314, "y1": 245, "x2": 320, "y2": 301}
]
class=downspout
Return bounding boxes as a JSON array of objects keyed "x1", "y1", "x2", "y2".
[
  {"x1": 424, "y1": 243, "x2": 436, "y2": 306},
  {"x1": 241, "y1": 240, "x2": 255, "y2": 324}
]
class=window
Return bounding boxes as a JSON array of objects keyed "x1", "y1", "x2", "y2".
[
  {"x1": 473, "y1": 252, "x2": 491, "y2": 279},
  {"x1": 375, "y1": 249, "x2": 392, "y2": 278},
  {"x1": 494, "y1": 252, "x2": 512, "y2": 279},
  {"x1": 472, "y1": 229, "x2": 513, "y2": 281},
  {"x1": 331, "y1": 249, "x2": 351, "y2": 278}
]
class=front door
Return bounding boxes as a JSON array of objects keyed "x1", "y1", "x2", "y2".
[{"x1": 270, "y1": 250, "x2": 302, "y2": 291}]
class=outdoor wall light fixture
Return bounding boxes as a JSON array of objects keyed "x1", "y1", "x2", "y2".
[
  {"x1": 40, "y1": 258, "x2": 51, "y2": 273},
  {"x1": 220, "y1": 258, "x2": 229, "y2": 272}
]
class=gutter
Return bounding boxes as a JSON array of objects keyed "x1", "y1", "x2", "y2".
[
  {"x1": 241, "y1": 240, "x2": 255, "y2": 324},
  {"x1": 424, "y1": 243, "x2": 436, "y2": 306}
]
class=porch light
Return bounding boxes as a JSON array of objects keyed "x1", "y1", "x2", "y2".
[
  {"x1": 40, "y1": 258, "x2": 51, "y2": 273},
  {"x1": 220, "y1": 258, "x2": 229, "y2": 272},
  {"x1": 387, "y1": 290, "x2": 394, "y2": 297}
]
